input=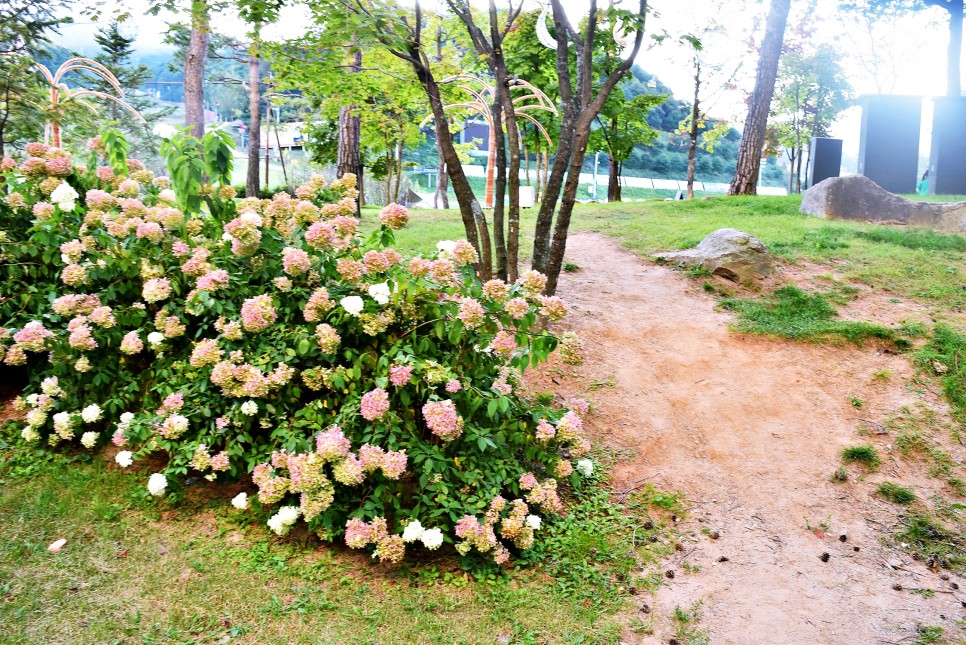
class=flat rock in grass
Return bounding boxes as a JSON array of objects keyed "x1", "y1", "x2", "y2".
[
  {"x1": 654, "y1": 228, "x2": 774, "y2": 283},
  {"x1": 801, "y1": 175, "x2": 966, "y2": 232}
]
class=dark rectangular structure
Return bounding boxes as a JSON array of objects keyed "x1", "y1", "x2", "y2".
[
  {"x1": 928, "y1": 97, "x2": 966, "y2": 195},
  {"x1": 857, "y1": 95, "x2": 921, "y2": 194},
  {"x1": 807, "y1": 137, "x2": 842, "y2": 187}
]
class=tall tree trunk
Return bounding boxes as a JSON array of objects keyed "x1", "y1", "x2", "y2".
[
  {"x1": 728, "y1": 0, "x2": 790, "y2": 196},
  {"x1": 409, "y1": 45, "x2": 491, "y2": 279},
  {"x1": 545, "y1": 117, "x2": 593, "y2": 294},
  {"x1": 490, "y1": 89, "x2": 508, "y2": 279},
  {"x1": 607, "y1": 153, "x2": 620, "y2": 201},
  {"x1": 245, "y1": 40, "x2": 261, "y2": 198},
  {"x1": 184, "y1": 0, "x2": 210, "y2": 139},
  {"x1": 687, "y1": 60, "x2": 701, "y2": 199},
  {"x1": 794, "y1": 145, "x2": 803, "y2": 193},
  {"x1": 338, "y1": 48, "x2": 362, "y2": 216}
]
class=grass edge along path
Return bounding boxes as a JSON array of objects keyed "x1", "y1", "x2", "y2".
[{"x1": 0, "y1": 433, "x2": 684, "y2": 644}]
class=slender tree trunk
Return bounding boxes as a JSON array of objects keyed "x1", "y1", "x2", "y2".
[
  {"x1": 184, "y1": 0, "x2": 210, "y2": 138},
  {"x1": 338, "y1": 48, "x2": 362, "y2": 216},
  {"x1": 607, "y1": 152, "x2": 619, "y2": 201},
  {"x1": 491, "y1": 90, "x2": 508, "y2": 279},
  {"x1": 534, "y1": 137, "x2": 542, "y2": 201},
  {"x1": 687, "y1": 60, "x2": 701, "y2": 199},
  {"x1": 523, "y1": 140, "x2": 530, "y2": 186},
  {"x1": 245, "y1": 40, "x2": 261, "y2": 197},
  {"x1": 410, "y1": 50, "x2": 492, "y2": 278},
  {"x1": 728, "y1": 0, "x2": 790, "y2": 195},
  {"x1": 794, "y1": 145, "x2": 803, "y2": 193},
  {"x1": 545, "y1": 118, "x2": 593, "y2": 294}
]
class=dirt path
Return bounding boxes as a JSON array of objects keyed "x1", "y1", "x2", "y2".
[{"x1": 553, "y1": 233, "x2": 966, "y2": 644}]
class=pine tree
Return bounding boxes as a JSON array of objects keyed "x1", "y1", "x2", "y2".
[{"x1": 88, "y1": 21, "x2": 174, "y2": 164}]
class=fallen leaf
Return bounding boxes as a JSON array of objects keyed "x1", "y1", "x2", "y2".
[{"x1": 116, "y1": 549, "x2": 129, "y2": 559}]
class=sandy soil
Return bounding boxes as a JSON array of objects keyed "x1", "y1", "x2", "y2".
[{"x1": 551, "y1": 233, "x2": 966, "y2": 645}]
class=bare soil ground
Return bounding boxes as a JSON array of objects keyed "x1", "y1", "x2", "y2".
[{"x1": 550, "y1": 233, "x2": 966, "y2": 645}]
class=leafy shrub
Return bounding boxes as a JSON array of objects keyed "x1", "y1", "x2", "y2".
[{"x1": 0, "y1": 133, "x2": 593, "y2": 564}]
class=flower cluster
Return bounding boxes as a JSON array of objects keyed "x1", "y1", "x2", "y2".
[{"x1": 1, "y1": 136, "x2": 586, "y2": 565}]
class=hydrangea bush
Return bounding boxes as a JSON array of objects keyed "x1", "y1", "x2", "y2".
[{"x1": 0, "y1": 133, "x2": 593, "y2": 564}]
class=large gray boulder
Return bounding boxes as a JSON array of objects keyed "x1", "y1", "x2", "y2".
[
  {"x1": 801, "y1": 175, "x2": 966, "y2": 232},
  {"x1": 654, "y1": 228, "x2": 774, "y2": 283}
]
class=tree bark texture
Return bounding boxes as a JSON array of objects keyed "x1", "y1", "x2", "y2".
[
  {"x1": 246, "y1": 44, "x2": 261, "y2": 198},
  {"x1": 338, "y1": 48, "x2": 362, "y2": 215},
  {"x1": 410, "y1": 44, "x2": 492, "y2": 279},
  {"x1": 728, "y1": 0, "x2": 790, "y2": 196},
  {"x1": 490, "y1": 86, "x2": 509, "y2": 280},
  {"x1": 687, "y1": 60, "x2": 701, "y2": 199},
  {"x1": 184, "y1": 0, "x2": 210, "y2": 139}
]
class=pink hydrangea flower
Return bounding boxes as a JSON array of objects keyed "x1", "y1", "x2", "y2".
[
  {"x1": 445, "y1": 379, "x2": 462, "y2": 393},
  {"x1": 360, "y1": 388, "x2": 390, "y2": 421},
  {"x1": 504, "y1": 297, "x2": 529, "y2": 319},
  {"x1": 378, "y1": 203, "x2": 410, "y2": 229},
  {"x1": 282, "y1": 247, "x2": 312, "y2": 276},
  {"x1": 142, "y1": 278, "x2": 171, "y2": 303},
  {"x1": 240, "y1": 294, "x2": 277, "y2": 332},
  {"x1": 119, "y1": 331, "x2": 143, "y2": 354},
  {"x1": 389, "y1": 364, "x2": 413, "y2": 387},
  {"x1": 422, "y1": 400, "x2": 464, "y2": 441},
  {"x1": 315, "y1": 426, "x2": 351, "y2": 461},
  {"x1": 457, "y1": 298, "x2": 486, "y2": 329}
]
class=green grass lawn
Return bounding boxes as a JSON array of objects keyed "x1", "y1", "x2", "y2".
[{"x1": 0, "y1": 444, "x2": 683, "y2": 644}]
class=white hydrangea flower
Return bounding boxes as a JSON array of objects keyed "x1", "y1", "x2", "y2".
[
  {"x1": 576, "y1": 459, "x2": 594, "y2": 477},
  {"x1": 74, "y1": 357, "x2": 91, "y2": 372},
  {"x1": 420, "y1": 527, "x2": 444, "y2": 550},
  {"x1": 526, "y1": 514, "x2": 542, "y2": 530},
  {"x1": 340, "y1": 295, "x2": 364, "y2": 316},
  {"x1": 120, "y1": 412, "x2": 135, "y2": 424},
  {"x1": 21, "y1": 427, "x2": 40, "y2": 442},
  {"x1": 147, "y1": 473, "x2": 168, "y2": 496},
  {"x1": 115, "y1": 451, "x2": 134, "y2": 468},
  {"x1": 240, "y1": 400, "x2": 258, "y2": 416},
  {"x1": 231, "y1": 492, "x2": 249, "y2": 510},
  {"x1": 52, "y1": 411, "x2": 74, "y2": 433},
  {"x1": 166, "y1": 414, "x2": 189, "y2": 436},
  {"x1": 81, "y1": 404, "x2": 102, "y2": 423},
  {"x1": 146, "y1": 332, "x2": 165, "y2": 346},
  {"x1": 80, "y1": 431, "x2": 98, "y2": 448},
  {"x1": 51, "y1": 182, "x2": 79, "y2": 211},
  {"x1": 267, "y1": 514, "x2": 288, "y2": 536},
  {"x1": 222, "y1": 232, "x2": 234, "y2": 242},
  {"x1": 267, "y1": 505, "x2": 300, "y2": 535},
  {"x1": 277, "y1": 506, "x2": 300, "y2": 524},
  {"x1": 368, "y1": 282, "x2": 391, "y2": 305},
  {"x1": 25, "y1": 393, "x2": 40, "y2": 406},
  {"x1": 436, "y1": 240, "x2": 457, "y2": 257},
  {"x1": 158, "y1": 188, "x2": 176, "y2": 203},
  {"x1": 402, "y1": 520, "x2": 425, "y2": 543}
]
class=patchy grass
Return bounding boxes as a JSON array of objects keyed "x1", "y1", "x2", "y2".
[
  {"x1": 720, "y1": 286, "x2": 906, "y2": 346},
  {"x1": 876, "y1": 481, "x2": 917, "y2": 505},
  {"x1": 0, "y1": 437, "x2": 681, "y2": 643},
  {"x1": 894, "y1": 512, "x2": 966, "y2": 572},
  {"x1": 568, "y1": 197, "x2": 966, "y2": 329},
  {"x1": 916, "y1": 324, "x2": 966, "y2": 425},
  {"x1": 841, "y1": 444, "x2": 882, "y2": 470}
]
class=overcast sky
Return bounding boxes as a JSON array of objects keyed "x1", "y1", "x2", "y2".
[{"x1": 54, "y1": 0, "x2": 951, "y2": 157}]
